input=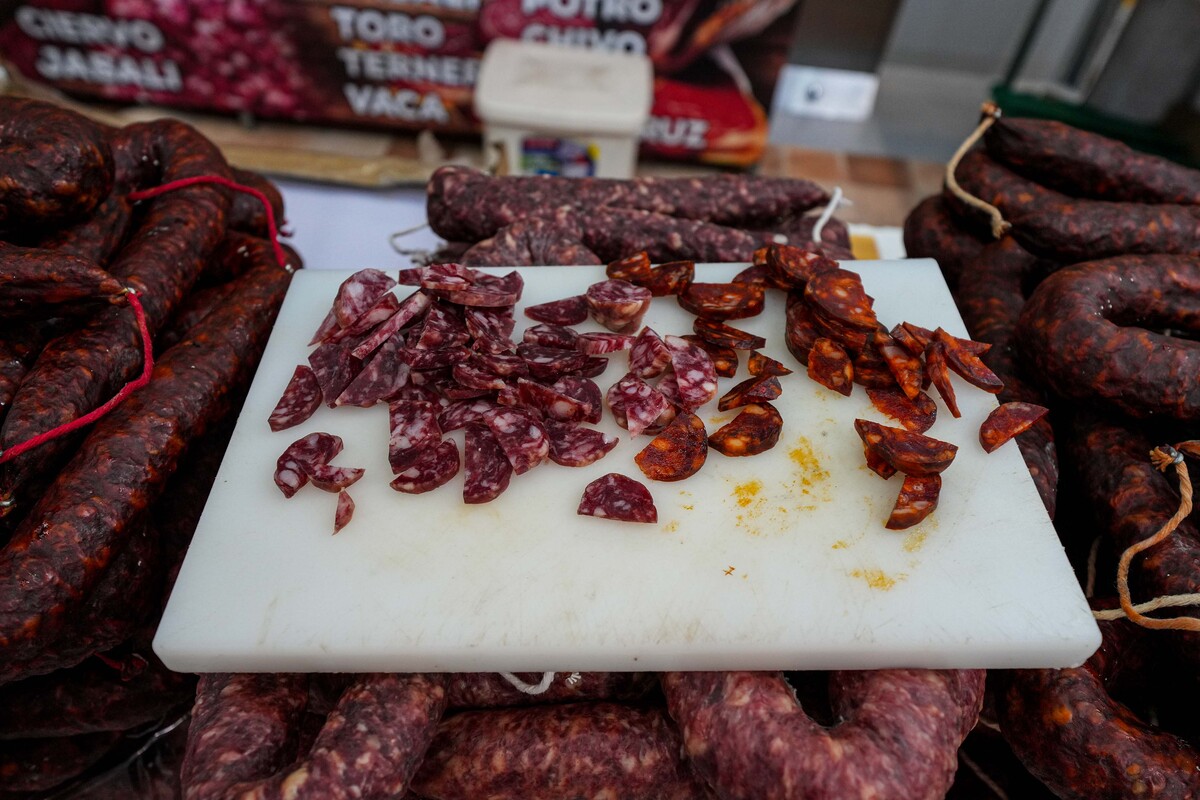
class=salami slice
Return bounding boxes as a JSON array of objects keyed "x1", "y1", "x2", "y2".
[
  {"x1": 885, "y1": 475, "x2": 942, "y2": 530},
  {"x1": 485, "y1": 407, "x2": 550, "y2": 475},
  {"x1": 708, "y1": 403, "x2": 783, "y2": 457},
  {"x1": 522, "y1": 323, "x2": 579, "y2": 350},
  {"x1": 524, "y1": 295, "x2": 588, "y2": 326},
  {"x1": 334, "y1": 490, "x2": 354, "y2": 534},
  {"x1": 517, "y1": 378, "x2": 589, "y2": 423},
  {"x1": 664, "y1": 336, "x2": 719, "y2": 409},
  {"x1": 390, "y1": 439, "x2": 460, "y2": 494},
  {"x1": 324, "y1": 292, "x2": 402, "y2": 345},
  {"x1": 451, "y1": 362, "x2": 508, "y2": 391},
  {"x1": 350, "y1": 290, "x2": 433, "y2": 360},
  {"x1": 693, "y1": 319, "x2": 766, "y2": 351},
  {"x1": 546, "y1": 422, "x2": 618, "y2": 468},
  {"x1": 606, "y1": 373, "x2": 671, "y2": 437},
  {"x1": 629, "y1": 327, "x2": 673, "y2": 379},
  {"x1": 605, "y1": 252, "x2": 653, "y2": 283},
  {"x1": 268, "y1": 365, "x2": 322, "y2": 432},
  {"x1": 854, "y1": 419, "x2": 958, "y2": 476},
  {"x1": 747, "y1": 351, "x2": 792, "y2": 377},
  {"x1": 924, "y1": 342, "x2": 961, "y2": 418},
  {"x1": 717, "y1": 375, "x2": 782, "y2": 412},
  {"x1": 405, "y1": 345, "x2": 471, "y2": 371},
  {"x1": 439, "y1": 397, "x2": 501, "y2": 432},
  {"x1": 440, "y1": 270, "x2": 523, "y2": 307},
  {"x1": 804, "y1": 269, "x2": 878, "y2": 332},
  {"x1": 389, "y1": 399, "x2": 442, "y2": 473},
  {"x1": 551, "y1": 376, "x2": 603, "y2": 424},
  {"x1": 308, "y1": 309, "x2": 340, "y2": 347},
  {"x1": 517, "y1": 343, "x2": 589, "y2": 381},
  {"x1": 332, "y1": 268, "x2": 396, "y2": 328},
  {"x1": 275, "y1": 432, "x2": 343, "y2": 498},
  {"x1": 469, "y1": 349, "x2": 527, "y2": 377},
  {"x1": 642, "y1": 260, "x2": 694, "y2": 297},
  {"x1": 414, "y1": 304, "x2": 470, "y2": 350},
  {"x1": 303, "y1": 461, "x2": 365, "y2": 493},
  {"x1": 807, "y1": 338, "x2": 853, "y2": 396},
  {"x1": 678, "y1": 281, "x2": 764, "y2": 321},
  {"x1": 577, "y1": 332, "x2": 634, "y2": 355},
  {"x1": 463, "y1": 423, "x2": 512, "y2": 504},
  {"x1": 464, "y1": 306, "x2": 516, "y2": 345},
  {"x1": 335, "y1": 336, "x2": 409, "y2": 407},
  {"x1": 308, "y1": 338, "x2": 364, "y2": 407},
  {"x1": 577, "y1": 473, "x2": 658, "y2": 523},
  {"x1": 586, "y1": 279, "x2": 653, "y2": 333},
  {"x1": 979, "y1": 402, "x2": 1049, "y2": 453},
  {"x1": 575, "y1": 356, "x2": 609, "y2": 379},
  {"x1": 866, "y1": 387, "x2": 937, "y2": 434},
  {"x1": 417, "y1": 263, "x2": 478, "y2": 292},
  {"x1": 635, "y1": 412, "x2": 707, "y2": 482}
]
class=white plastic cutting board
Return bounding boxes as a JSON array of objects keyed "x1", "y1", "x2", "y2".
[{"x1": 154, "y1": 261, "x2": 1099, "y2": 673}]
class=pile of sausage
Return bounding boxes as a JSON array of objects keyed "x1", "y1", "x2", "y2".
[
  {"x1": 423, "y1": 165, "x2": 855, "y2": 266},
  {"x1": 0, "y1": 96, "x2": 297, "y2": 796},
  {"x1": 905, "y1": 112, "x2": 1200, "y2": 797}
]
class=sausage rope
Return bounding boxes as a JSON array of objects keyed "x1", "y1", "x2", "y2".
[{"x1": 943, "y1": 102, "x2": 1009, "y2": 238}]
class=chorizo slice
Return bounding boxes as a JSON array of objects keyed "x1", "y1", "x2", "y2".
[
  {"x1": 784, "y1": 290, "x2": 821, "y2": 364},
  {"x1": 546, "y1": 421, "x2": 618, "y2": 468},
  {"x1": 693, "y1": 318, "x2": 766, "y2": 351},
  {"x1": 635, "y1": 412, "x2": 708, "y2": 482},
  {"x1": 463, "y1": 423, "x2": 513, "y2": 504},
  {"x1": 863, "y1": 442, "x2": 898, "y2": 479},
  {"x1": 661, "y1": 670, "x2": 984, "y2": 800},
  {"x1": 764, "y1": 243, "x2": 839, "y2": 289},
  {"x1": 872, "y1": 330, "x2": 923, "y2": 400},
  {"x1": 804, "y1": 269, "x2": 878, "y2": 332},
  {"x1": 924, "y1": 342, "x2": 961, "y2": 418},
  {"x1": 577, "y1": 473, "x2": 658, "y2": 523},
  {"x1": 524, "y1": 294, "x2": 588, "y2": 326},
  {"x1": 680, "y1": 334, "x2": 738, "y2": 380},
  {"x1": 807, "y1": 338, "x2": 854, "y2": 396},
  {"x1": 586, "y1": 279, "x2": 652, "y2": 333},
  {"x1": 854, "y1": 419, "x2": 958, "y2": 477},
  {"x1": 390, "y1": 439, "x2": 460, "y2": 494},
  {"x1": 889, "y1": 322, "x2": 927, "y2": 358},
  {"x1": 718, "y1": 375, "x2": 782, "y2": 412},
  {"x1": 732, "y1": 262, "x2": 786, "y2": 290},
  {"x1": 885, "y1": 474, "x2": 942, "y2": 530},
  {"x1": 979, "y1": 402, "x2": 1049, "y2": 453},
  {"x1": 851, "y1": 336, "x2": 898, "y2": 389},
  {"x1": 629, "y1": 327, "x2": 673, "y2": 379},
  {"x1": 678, "y1": 281, "x2": 765, "y2": 321},
  {"x1": 268, "y1": 365, "x2": 323, "y2": 432},
  {"x1": 642, "y1": 260, "x2": 695, "y2": 297},
  {"x1": 747, "y1": 350, "x2": 792, "y2": 377},
  {"x1": 931, "y1": 328, "x2": 1003, "y2": 393},
  {"x1": 709, "y1": 403, "x2": 783, "y2": 457},
  {"x1": 865, "y1": 387, "x2": 937, "y2": 434},
  {"x1": 605, "y1": 251, "x2": 653, "y2": 283}
]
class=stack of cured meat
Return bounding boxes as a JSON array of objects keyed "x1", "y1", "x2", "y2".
[
  {"x1": 0, "y1": 96, "x2": 298, "y2": 796},
  {"x1": 905, "y1": 107, "x2": 1200, "y2": 799}
]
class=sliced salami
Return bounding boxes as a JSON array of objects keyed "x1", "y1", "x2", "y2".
[
  {"x1": 336, "y1": 335, "x2": 410, "y2": 408},
  {"x1": 325, "y1": 292, "x2": 402, "y2": 345},
  {"x1": 747, "y1": 351, "x2": 792, "y2": 377},
  {"x1": 405, "y1": 345, "x2": 471, "y2": 371},
  {"x1": 606, "y1": 373, "x2": 671, "y2": 438},
  {"x1": 417, "y1": 263, "x2": 478, "y2": 292},
  {"x1": 388, "y1": 399, "x2": 443, "y2": 473},
  {"x1": 516, "y1": 344, "x2": 589, "y2": 381},
  {"x1": 334, "y1": 490, "x2": 354, "y2": 534},
  {"x1": 441, "y1": 270, "x2": 523, "y2": 307},
  {"x1": 551, "y1": 376, "x2": 603, "y2": 424},
  {"x1": 451, "y1": 362, "x2": 508, "y2": 392},
  {"x1": 708, "y1": 403, "x2": 783, "y2": 457},
  {"x1": 413, "y1": 304, "x2": 470, "y2": 350},
  {"x1": 468, "y1": 350, "x2": 527, "y2": 378},
  {"x1": 302, "y1": 461, "x2": 365, "y2": 493},
  {"x1": 524, "y1": 295, "x2": 588, "y2": 326},
  {"x1": 275, "y1": 433, "x2": 343, "y2": 498},
  {"x1": 885, "y1": 474, "x2": 941, "y2": 530},
  {"x1": 678, "y1": 282, "x2": 764, "y2": 321},
  {"x1": 979, "y1": 402, "x2": 1049, "y2": 453},
  {"x1": 680, "y1": 335, "x2": 738, "y2": 379},
  {"x1": 576, "y1": 332, "x2": 634, "y2": 355},
  {"x1": 522, "y1": 323, "x2": 579, "y2": 350},
  {"x1": 865, "y1": 387, "x2": 937, "y2": 434},
  {"x1": 439, "y1": 397, "x2": 501, "y2": 432},
  {"x1": 463, "y1": 424, "x2": 513, "y2": 504},
  {"x1": 577, "y1": 473, "x2": 658, "y2": 523},
  {"x1": 717, "y1": 375, "x2": 782, "y2": 412},
  {"x1": 464, "y1": 306, "x2": 516, "y2": 345},
  {"x1": 629, "y1": 327, "x2": 672, "y2": 379},
  {"x1": 485, "y1": 407, "x2": 550, "y2": 475},
  {"x1": 574, "y1": 356, "x2": 609, "y2": 379},
  {"x1": 586, "y1": 279, "x2": 652, "y2": 334},
  {"x1": 517, "y1": 378, "x2": 590, "y2": 423},
  {"x1": 635, "y1": 412, "x2": 708, "y2": 482},
  {"x1": 308, "y1": 338, "x2": 364, "y2": 407},
  {"x1": 308, "y1": 308, "x2": 340, "y2": 347},
  {"x1": 693, "y1": 319, "x2": 766, "y2": 351},
  {"x1": 268, "y1": 365, "x2": 322, "y2": 432},
  {"x1": 390, "y1": 439, "x2": 460, "y2": 494},
  {"x1": 350, "y1": 290, "x2": 433, "y2": 360},
  {"x1": 332, "y1": 268, "x2": 396, "y2": 328},
  {"x1": 664, "y1": 335, "x2": 719, "y2": 410},
  {"x1": 546, "y1": 422, "x2": 619, "y2": 468}
]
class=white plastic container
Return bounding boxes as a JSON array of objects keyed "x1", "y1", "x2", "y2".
[{"x1": 474, "y1": 39, "x2": 653, "y2": 179}]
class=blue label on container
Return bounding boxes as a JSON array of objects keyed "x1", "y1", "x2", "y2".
[{"x1": 521, "y1": 136, "x2": 597, "y2": 177}]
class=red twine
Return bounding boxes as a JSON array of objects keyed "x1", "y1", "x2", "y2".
[
  {"x1": 128, "y1": 175, "x2": 291, "y2": 271},
  {"x1": 0, "y1": 290, "x2": 153, "y2": 466}
]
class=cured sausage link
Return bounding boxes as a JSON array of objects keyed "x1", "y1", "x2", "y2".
[
  {"x1": 1018, "y1": 255, "x2": 1200, "y2": 422},
  {"x1": 999, "y1": 620, "x2": 1200, "y2": 799},
  {"x1": 0, "y1": 729, "x2": 121, "y2": 794},
  {"x1": 661, "y1": 669, "x2": 985, "y2": 800},
  {"x1": 0, "y1": 97, "x2": 113, "y2": 229},
  {"x1": 902, "y1": 195, "x2": 985, "y2": 291},
  {"x1": 0, "y1": 118, "x2": 232, "y2": 512},
  {"x1": 0, "y1": 259, "x2": 291, "y2": 673},
  {"x1": 0, "y1": 242, "x2": 124, "y2": 317},
  {"x1": 182, "y1": 673, "x2": 447, "y2": 800},
  {"x1": 411, "y1": 702, "x2": 713, "y2": 800}
]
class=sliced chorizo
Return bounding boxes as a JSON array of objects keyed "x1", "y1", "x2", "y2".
[
  {"x1": 854, "y1": 419, "x2": 958, "y2": 477},
  {"x1": 634, "y1": 412, "x2": 708, "y2": 482},
  {"x1": 885, "y1": 474, "x2": 942, "y2": 530},
  {"x1": 709, "y1": 403, "x2": 783, "y2": 457}
]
